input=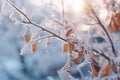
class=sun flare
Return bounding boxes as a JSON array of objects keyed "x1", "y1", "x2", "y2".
[
  {"x1": 30, "y1": 0, "x2": 42, "y2": 7},
  {"x1": 30, "y1": 0, "x2": 85, "y2": 12},
  {"x1": 65, "y1": 0, "x2": 85, "y2": 12},
  {"x1": 99, "y1": 9, "x2": 108, "y2": 20},
  {"x1": 77, "y1": 24, "x2": 91, "y2": 31}
]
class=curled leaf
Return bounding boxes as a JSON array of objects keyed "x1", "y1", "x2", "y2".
[
  {"x1": 24, "y1": 28, "x2": 31, "y2": 43},
  {"x1": 102, "y1": 64, "x2": 110, "y2": 76},
  {"x1": 91, "y1": 57, "x2": 100, "y2": 76},
  {"x1": 31, "y1": 42, "x2": 38, "y2": 54},
  {"x1": 69, "y1": 43, "x2": 75, "y2": 51},
  {"x1": 114, "y1": 18, "x2": 120, "y2": 29},
  {"x1": 91, "y1": 64, "x2": 100, "y2": 76},
  {"x1": 109, "y1": 20, "x2": 118, "y2": 32},
  {"x1": 72, "y1": 57, "x2": 80, "y2": 64},
  {"x1": 24, "y1": 32, "x2": 30, "y2": 43},
  {"x1": 78, "y1": 51, "x2": 83, "y2": 57},
  {"x1": 72, "y1": 50, "x2": 83, "y2": 64},
  {"x1": 65, "y1": 28, "x2": 73, "y2": 37},
  {"x1": 63, "y1": 43, "x2": 69, "y2": 53}
]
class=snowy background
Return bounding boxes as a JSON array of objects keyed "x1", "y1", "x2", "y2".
[
  {"x1": 0, "y1": 16, "x2": 67, "y2": 80},
  {"x1": 0, "y1": 1, "x2": 66, "y2": 79},
  {"x1": 1, "y1": 0, "x2": 120, "y2": 80}
]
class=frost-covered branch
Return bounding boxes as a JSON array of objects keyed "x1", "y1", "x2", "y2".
[
  {"x1": 7, "y1": 0, "x2": 30, "y2": 22},
  {"x1": 92, "y1": 49, "x2": 110, "y2": 60},
  {"x1": 6, "y1": 0, "x2": 67, "y2": 42}
]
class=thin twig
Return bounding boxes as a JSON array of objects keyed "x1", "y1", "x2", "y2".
[
  {"x1": 30, "y1": 35, "x2": 54, "y2": 44},
  {"x1": 29, "y1": 22, "x2": 67, "y2": 41},
  {"x1": 7, "y1": 0, "x2": 67, "y2": 42},
  {"x1": 7, "y1": 0, "x2": 31, "y2": 22},
  {"x1": 92, "y1": 49, "x2": 110, "y2": 60},
  {"x1": 95, "y1": 16, "x2": 117, "y2": 56},
  {"x1": 85, "y1": 22, "x2": 98, "y2": 25},
  {"x1": 86, "y1": 0, "x2": 117, "y2": 56},
  {"x1": 49, "y1": 17, "x2": 64, "y2": 26}
]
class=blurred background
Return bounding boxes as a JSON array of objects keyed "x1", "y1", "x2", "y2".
[
  {"x1": 0, "y1": 0, "x2": 68, "y2": 80},
  {"x1": 0, "y1": 15, "x2": 68, "y2": 80},
  {"x1": 2, "y1": 0, "x2": 120, "y2": 80}
]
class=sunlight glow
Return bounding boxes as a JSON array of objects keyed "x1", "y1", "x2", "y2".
[
  {"x1": 77, "y1": 24, "x2": 90, "y2": 31},
  {"x1": 66, "y1": 0, "x2": 85, "y2": 12},
  {"x1": 30, "y1": 0, "x2": 42, "y2": 7},
  {"x1": 99, "y1": 9, "x2": 108, "y2": 20},
  {"x1": 30, "y1": 0, "x2": 85, "y2": 13}
]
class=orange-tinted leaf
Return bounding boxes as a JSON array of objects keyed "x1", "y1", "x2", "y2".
[
  {"x1": 65, "y1": 28, "x2": 73, "y2": 37},
  {"x1": 69, "y1": 43, "x2": 75, "y2": 51},
  {"x1": 72, "y1": 57, "x2": 80, "y2": 64},
  {"x1": 91, "y1": 64, "x2": 100, "y2": 76},
  {"x1": 63, "y1": 43, "x2": 69, "y2": 53},
  {"x1": 92, "y1": 69, "x2": 99, "y2": 76},
  {"x1": 24, "y1": 32, "x2": 30, "y2": 43},
  {"x1": 114, "y1": 13, "x2": 120, "y2": 29},
  {"x1": 115, "y1": 12, "x2": 120, "y2": 21},
  {"x1": 72, "y1": 51, "x2": 83, "y2": 64},
  {"x1": 109, "y1": 20, "x2": 118, "y2": 32},
  {"x1": 114, "y1": 21, "x2": 120, "y2": 30},
  {"x1": 31, "y1": 42, "x2": 38, "y2": 54},
  {"x1": 91, "y1": 57, "x2": 100, "y2": 76},
  {"x1": 102, "y1": 64, "x2": 110, "y2": 76},
  {"x1": 78, "y1": 50, "x2": 83, "y2": 57}
]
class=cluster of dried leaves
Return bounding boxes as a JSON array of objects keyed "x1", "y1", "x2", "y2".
[{"x1": 63, "y1": 27, "x2": 115, "y2": 78}]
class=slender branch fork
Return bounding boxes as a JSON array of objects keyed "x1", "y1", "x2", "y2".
[
  {"x1": 6, "y1": 0, "x2": 30, "y2": 22},
  {"x1": 7, "y1": 0, "x2": 67, "y2": 42},
  {"x1": 6, "y1": 0, "x2": 110, "y2": 60},
  {"x1": 95, "y1": 16, "x2": 117, "y2": 56},
  {"x1": 88, "y1": 1, "x2": 117, "y2": 56},
  {"x1": 30, "y1": 35, "x2": 54, "y2": 44},
  {"x1": 30, "y1": 22, "x2": 67, "y2": 41},
  {"x1": 92, "y1": 49, "x2": 110, "y2": 60}
]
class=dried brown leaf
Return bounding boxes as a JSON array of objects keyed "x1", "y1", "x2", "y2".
[
  {"x1": 69, "y1": 43, "x2": 75, "y2": 51},
  {"x1": 63, "y1": 43, "x2": 69, "y2": 53},
  {"x1": 102, "y1": 64, "x2": 110, "y2": 76},
  {"x1": 91, "y1": 57, "x2": 100, "y2": 76},
  {"x1": 24, "y1": 32, "x2": 30, "y2": 43},
  {"x1": 65, "y1": 28, "x2": 73, "y2": 37},
  {"x1": 31, "y1": 42, "x2": 38, "y2": 54},
  {"x1": 72, "y1": 57, "x2": 80, "y2": 64}
]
